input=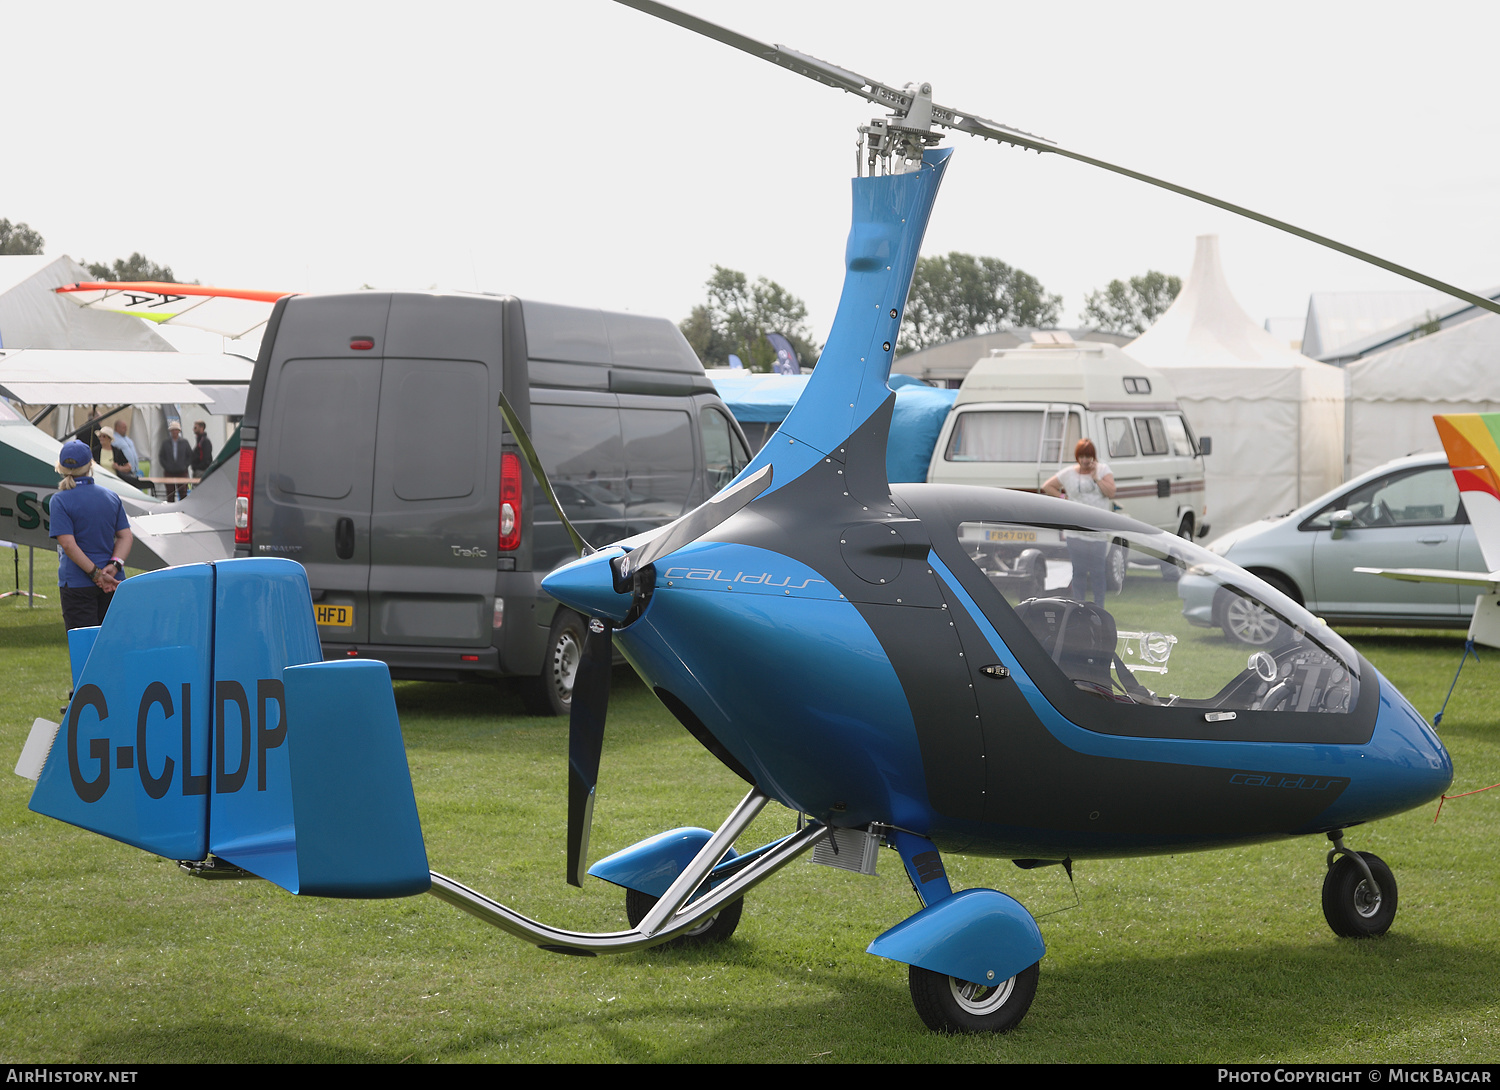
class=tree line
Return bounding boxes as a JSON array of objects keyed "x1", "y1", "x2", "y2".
[
  {"x1": 680, "y1": 255, "x2": 1181, "y2": 370},
  {"x1": 0, "y1": 217, "x2": 183, "y2": 282}
]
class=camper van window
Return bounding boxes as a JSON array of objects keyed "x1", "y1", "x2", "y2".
[
  {"x1": 946, "y1": 410, "x2": 1043, "y2": 462},
  {"x1": 1134, "y1": 417, "x2": 1169, "y2": 457},
  {"x1": 1039, "y1": 411, "x2": 1083, "y2": 465},
  {"x1": 700, "y1": 407, "x2": 749, "y2": 493},
  {"x1": 1103, "y1": 417, "x2": 1137, "y2": 459},
  {"x1": 1176, "y1": 414, "x2": 1201, "y2": 456},
  {"x1": 1162, "y1": 416, "x2": 1196, "y2": 459}
]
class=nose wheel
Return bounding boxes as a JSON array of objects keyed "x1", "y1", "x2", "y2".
[
  {"x1": 1321, "y1": 831, "x2": 1398, "y2": 938},
  {"x1": 908, "y1": 962, "x2": 1039, "y2": 1034}
]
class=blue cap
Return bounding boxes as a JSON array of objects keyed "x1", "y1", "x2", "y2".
[{"x1": 59, "y1": 439, "x2": 92, "y2": 470}]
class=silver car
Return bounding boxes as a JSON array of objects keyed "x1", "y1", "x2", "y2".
[{"x1": 1178, "y1": 453, "x2": 1484, "y2": 644}]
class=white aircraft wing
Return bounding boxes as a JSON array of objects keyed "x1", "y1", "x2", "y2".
[
  {"x1": 1355, "y1": 566, "x2": 1500, "y2": 592},
  {"x1": 0, "y1": 348, "x2": 253, "y2": 405}
]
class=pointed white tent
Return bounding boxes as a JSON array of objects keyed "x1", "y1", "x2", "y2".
[
  {"x1": 1343, "y1": 311, "x2": 1500, "y2": 478},
  {"x1": 0, "y1": 256, "x2": 172, "y2": 352},
  {"x1": 1127, "y1": 235, "x2": 1344, "y2": 535}
]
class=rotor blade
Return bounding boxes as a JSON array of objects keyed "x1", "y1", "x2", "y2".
[
  {"x1": 567, "y1": 618, "x2": 613, "y2": 888},
  {"x1": 616, "y1": 464, "x2": 773, "y2": 581},
  {"x1": 497, "y1": 391, "x2": 593, "y2": 558},
  {"x1": 611, "y1": 0, "x2": 1059, "y2": 143},
  {"x1": 952, "y1": 118, "x2": 1500, "y2": 319},
  {"x1": 615, "y1": 0, "x2": 1500, "y2": 319}
]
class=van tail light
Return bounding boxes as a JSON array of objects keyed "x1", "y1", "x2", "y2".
[
  {"x1": 234, "y1": 447, "x2": 256, "y2": 545},
  {"x1": 498, "y1": 452, "x2": 521, "y2": 552}
]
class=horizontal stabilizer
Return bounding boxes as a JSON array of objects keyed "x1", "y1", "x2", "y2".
[
  {"x1": 27, "y1": 557, "x2": 428, "y2": 898},
  {"x1": 281, "y1": 661, "x2": 429, "y2": 897}
]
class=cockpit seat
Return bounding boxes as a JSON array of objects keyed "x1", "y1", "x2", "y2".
[{"x1": 1013, "y1": 597, "x2": 1117, "y2": 689}]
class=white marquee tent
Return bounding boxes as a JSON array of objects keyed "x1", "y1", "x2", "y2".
[
  {"x1": 0, "y1": 255, "x2": 172, "y2": 353},
  {"x1": 1127, "y1": 235, "x2": 1344, "y2": 535},
  {"x1": 1343, "y1": 311, "x2": 1500, "y2": 478}
]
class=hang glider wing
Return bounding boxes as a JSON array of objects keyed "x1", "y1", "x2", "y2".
[{"x1": 54, "y1": 282, "x2": 294, "y2": 338}]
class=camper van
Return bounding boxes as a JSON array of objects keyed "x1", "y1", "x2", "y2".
[
  {"x1": 234, "y1": 291, "x2": 751, "y2": 714},
  {"x1": 927, "y1": 339, "x2": 1209, "y2": 589}
]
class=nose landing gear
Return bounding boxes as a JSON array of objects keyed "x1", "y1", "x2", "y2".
[{"x1": 1321, "y1": 830, "x2": 1398, "y2": 938}]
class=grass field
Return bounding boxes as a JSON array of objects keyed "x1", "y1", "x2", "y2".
[{"x1": 2, "y1": 551, "x2": 1497, "y2": 1063}]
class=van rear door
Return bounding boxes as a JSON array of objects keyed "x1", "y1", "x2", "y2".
[
  {"x1": 254, "y1": 293, "x2": 389, "y2": 643},
  {"x1": 366, "y1": 294, "x2": 503, "y2": 649}
]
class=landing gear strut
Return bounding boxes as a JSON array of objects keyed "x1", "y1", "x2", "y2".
[{"x1": 1321, "y1": 830, "x2": 1398, "y2": 938}]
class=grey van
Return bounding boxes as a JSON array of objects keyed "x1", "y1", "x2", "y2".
[{"x1": 233, "y1": 291, "x2": 751, "y2": 713}]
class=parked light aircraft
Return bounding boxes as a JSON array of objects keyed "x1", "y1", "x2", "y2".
[
  {"x1": 0, "y1": 347, "x2": 251, "y2": 568},
  {"x1": 15, "y1": 0, "x2": 1477, "y2": 1035}
]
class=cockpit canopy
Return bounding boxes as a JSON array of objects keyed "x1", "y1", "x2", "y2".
[
  {"x1": 954, "y1": 520, "x2": 1358, "y2": 716},
  {"x1": 893, "y1": 484, "x2": 1375, "y2": 745}
]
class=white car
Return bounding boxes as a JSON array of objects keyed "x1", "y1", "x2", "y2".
[{"x1": 1178, "y1": 453, "x2": 1484, "y2": 643}]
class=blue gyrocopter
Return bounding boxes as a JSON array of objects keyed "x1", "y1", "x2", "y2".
[{"x1": 19, "y1": 0, "x2": 1466, "y2": 1035}]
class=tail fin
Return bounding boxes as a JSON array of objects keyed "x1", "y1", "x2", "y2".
[{"x1": 26, "y1": 558, "x2": 428, "y2": 898}]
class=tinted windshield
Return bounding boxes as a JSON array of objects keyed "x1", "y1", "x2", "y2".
[{"x1": 957, "y1": 520, "x2": 1359, "y2": 716}]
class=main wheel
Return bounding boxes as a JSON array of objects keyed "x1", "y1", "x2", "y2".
[
  {"x1": 1322, "y1": 851, "x2": 1397, "y2": 938},
  {"x1": 908, "y1": 961, "x2": 1039, "y2": 1034},
  {"x1": 519, "y1": 609, "x2": 586, "y2": 716},
  {"x1": 625, "y1": 887, "x2": 744, "y2": 948},
  {"x1": 1106, "y1": 544, "x2": 1127, "y2": 593}
]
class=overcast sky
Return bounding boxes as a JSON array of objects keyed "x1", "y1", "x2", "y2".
[{"x1": 9, "y1": 0, "x2": 1499, "y2": 349}]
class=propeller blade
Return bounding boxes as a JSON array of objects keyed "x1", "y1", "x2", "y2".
[
  {"x1": 615, "y1": 0, "x2": 1500, "y2": 320},
  {"x1": 567, "y1": 617, "x2": 614, "y2": 887},
  {"x1": 497, "y1": 391, "x2": 593, "y2": 559},
  {"x1": 616, "y1": 464, "x2": 773, "y2": 581}
]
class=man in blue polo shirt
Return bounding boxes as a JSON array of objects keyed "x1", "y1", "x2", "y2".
[{"x1": 49, "y1": 438, "x2": 134, "y2": 631}]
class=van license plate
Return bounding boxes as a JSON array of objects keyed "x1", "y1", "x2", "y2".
[
  {"x1": 315, "y1": 603, "x2": 353, "y2": 627},
  {"x1": 984, "y1": 529, "x2": 1036, "y2": 543}
]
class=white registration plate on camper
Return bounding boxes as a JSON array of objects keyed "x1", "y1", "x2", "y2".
[
  {"x1": 314, "y1": 603, "x2": 353, "y2": 628},
  {"x1": 983, "y1": 529, "x2": 1037, "y2": 543}
]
